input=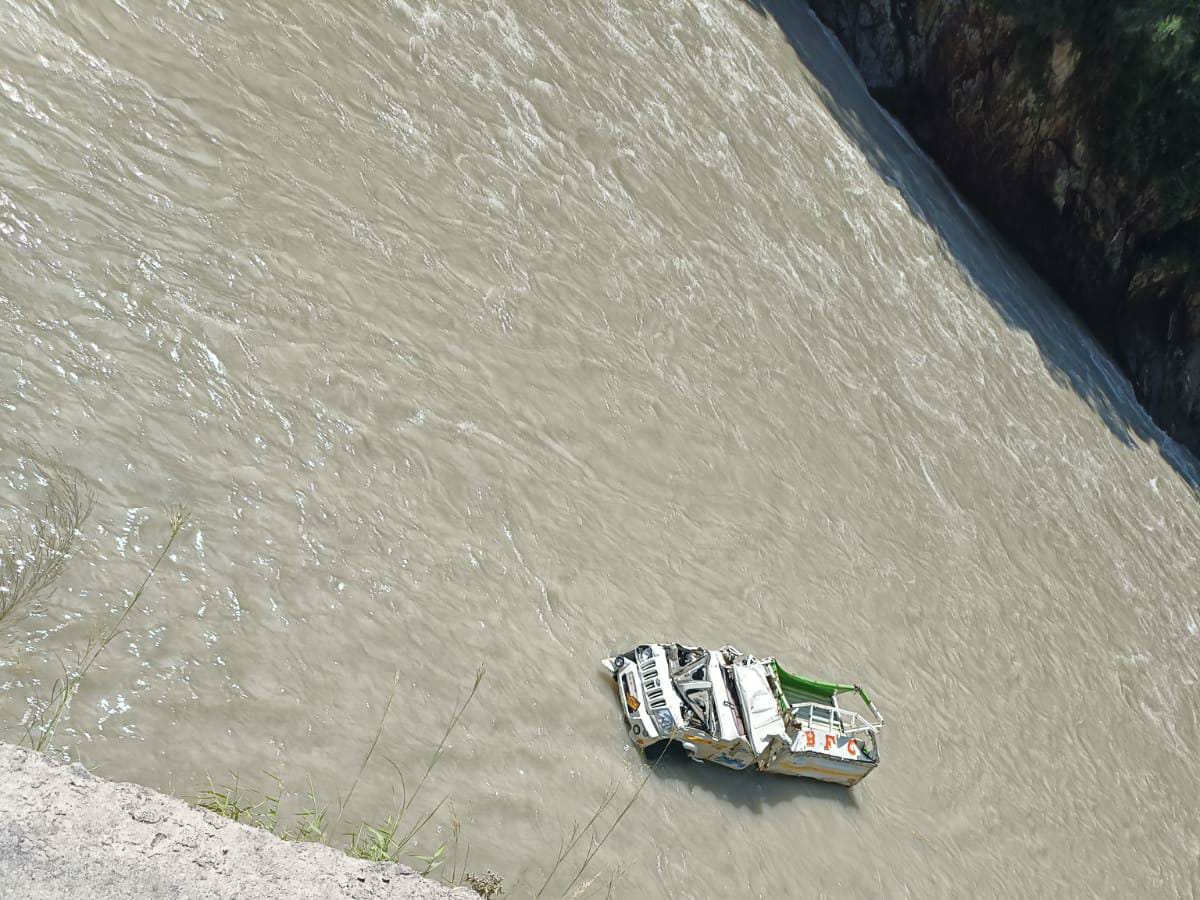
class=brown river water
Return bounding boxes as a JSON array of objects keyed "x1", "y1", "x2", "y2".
[{"x1": 2, "y1": 1, "x2": 1198, "y2": 896}]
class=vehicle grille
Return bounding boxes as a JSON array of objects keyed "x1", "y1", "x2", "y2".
[{"x1": 638, "y1": 655, "x2": 667, "y2": 710}]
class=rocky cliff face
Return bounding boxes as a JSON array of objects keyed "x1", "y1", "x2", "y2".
[{"x1": 806, "y1": 0, "x2": 1200, "y2": 454}]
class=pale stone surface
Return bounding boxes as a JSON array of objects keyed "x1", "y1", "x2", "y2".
[{"x1": 0, "y1": 742, "x2": 476, "y2": 900}]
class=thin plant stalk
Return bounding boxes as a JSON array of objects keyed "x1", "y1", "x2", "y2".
[
  {"x1": 340, "y1": 664, "x2": 484, "y2": 854},
  {"x1": 193, "y1": 665, "x2": 487, "y2": 878},
  {"x1": 534, "y1": 785, "x2": 620, "y2": 899},
  {"x1": 548, "y1": 740, "x2": 673, "y2": 900},
  {"x1": 26, "y1": 508, "x2": 188, "y2": 751},
  {"x1": 447, "y1": 805, "x2": 463, "y2": 885},
  {"x1": 393, "y1": 794, "x2": 447, "y2": 855},
  {"x1": 0, "y1": 458, "x2": 92, "y2": 636},
  {"x1": 401, "y1": 665, "x2": 485, "y2": 821},
  {"x1": 340, "y1": 669, "x2": 401, "y2": 817},
  {"x1": 558, "y1": 771, "x2": 652, "y2": 899}
]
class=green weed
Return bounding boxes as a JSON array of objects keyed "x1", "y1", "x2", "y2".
[
  {"x1": 195, "y1": 772, "x2": 282, "y2": 830},
  {"x1": 196, "y1": 666, "x2": 491, "y2": 887}
]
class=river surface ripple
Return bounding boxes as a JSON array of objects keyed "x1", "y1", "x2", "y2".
[{"x1": 1, "y1": 2, "x2": 1198, "y2": 896}]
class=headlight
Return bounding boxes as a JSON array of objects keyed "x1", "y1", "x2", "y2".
[{"x1": 655, "y1": 709, "x2": 675, "y2": 734}]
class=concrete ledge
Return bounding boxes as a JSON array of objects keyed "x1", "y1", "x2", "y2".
[{"x1": 0, "y1": 742, "x2": 475, "y2": 900}]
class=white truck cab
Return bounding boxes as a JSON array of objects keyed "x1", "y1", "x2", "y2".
[{"x1": 604, "y1": 643, "x2": 884, "y2": 786}]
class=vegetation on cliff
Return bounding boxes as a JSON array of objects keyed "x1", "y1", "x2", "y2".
[
  {"x1": 803, "y1": 0, "x2": 1200, "y2": 454},
  {"x1": 988, "y1": 0, "x2": 1199, "y2": 225},
  {"x1": 972, "y1": 0, "x2": 1200, "y2": 450}
]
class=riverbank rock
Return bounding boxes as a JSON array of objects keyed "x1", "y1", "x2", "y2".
[
  {"x1": 802, "y1": 0, "x2": 1200, "y2": 453},
  {"x1": 0, "y1": 743, "x2": 475, "y2": 900}
]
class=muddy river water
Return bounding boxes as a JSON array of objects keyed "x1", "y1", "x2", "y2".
[{"x1": 2, "y1": 1, "x2": 1198, "y2": 896}]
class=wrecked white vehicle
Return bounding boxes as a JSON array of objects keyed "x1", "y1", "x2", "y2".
[{"x1": 603, "y1": 643, "x2": 884, "y2": 786}]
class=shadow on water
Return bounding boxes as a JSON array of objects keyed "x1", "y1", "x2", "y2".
[
  {"x1": 648, "y1": 742, "x2": 859, "y2": 811},
  {"x1": 742, "y1": 0, "x2": 1200, "y2": 489}
]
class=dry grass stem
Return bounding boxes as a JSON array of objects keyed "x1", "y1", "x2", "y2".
[
  {"x1": 0, "y1": 457, "x2": 92, "y2": 636},
  {"x1": 24, "y1": 508, "x2": 189, "y2": 751}
]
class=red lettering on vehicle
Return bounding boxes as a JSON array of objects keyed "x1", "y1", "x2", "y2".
[
  {"x1": 805, "y1": 731, "x2": 815, "y2": 748},
  {"x1": 824, "y1": 734, "x2": 836, "y2": 751},
  {"x1": 847, "y1": 739, "x2": 857, "y2": 756}
]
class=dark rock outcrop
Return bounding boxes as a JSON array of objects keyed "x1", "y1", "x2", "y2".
[{"x1": 805, "y1": 0, "x2": 1200, "y2": 453}]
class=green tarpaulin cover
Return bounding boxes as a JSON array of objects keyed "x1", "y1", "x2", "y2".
[{"x1": 770, "y1": 661, "x2": 855, "y2": 706}]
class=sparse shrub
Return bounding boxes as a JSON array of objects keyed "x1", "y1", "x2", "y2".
[
  {"x1": 464, "y1": 870, "x2": 504, "y2": 898},
  {"x1": 986, "y1": 0, "x2": 1200, "y2": 223}
]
